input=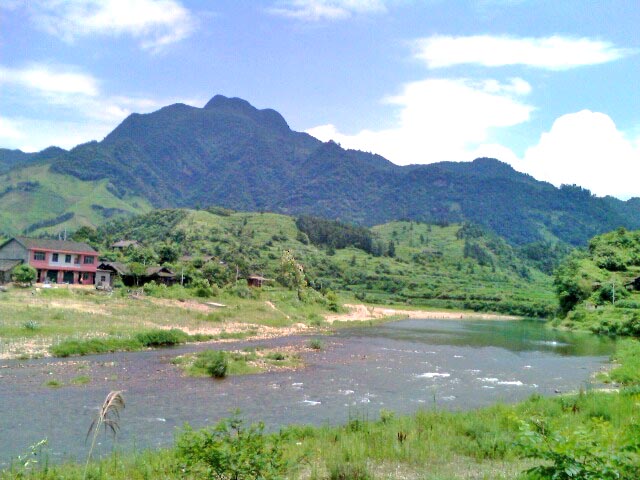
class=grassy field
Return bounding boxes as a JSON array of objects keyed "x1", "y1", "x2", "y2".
[
  {"x1": 0, "y1": 284, "x2": 337, "y2": 359},
  {"x1": 3, "y1": 339, "x2": 639, "y2": 479}
]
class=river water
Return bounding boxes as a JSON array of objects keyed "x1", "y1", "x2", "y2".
[{"x1": 0, "y1": 319, "x2": 615, "y2": 466}]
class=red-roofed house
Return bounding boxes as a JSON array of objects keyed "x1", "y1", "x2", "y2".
[{"x1": 0, "y1": 236, "x2": 99, "y2": 285}]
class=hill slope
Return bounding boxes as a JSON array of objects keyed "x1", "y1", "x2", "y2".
[
  {"x1": 555, "y1": 227, "x2": 640, "y2": 335},
  {"x1": 90, "y1": 208, "x2": 556, "y2": 317},
  {"x1": 5, "y1": 95, "x2": 640, "y2": 245}
]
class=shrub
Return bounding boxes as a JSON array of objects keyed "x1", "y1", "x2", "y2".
[
  {"x1": 201, "y1": 351, "x2": 228, "y2": 378},
  {"x1": 12, "y1": 264, "x2": 37, "y2": 286},
  {"x1": 176, "y1": 416, "x2": 287, "y2": 479},
  {"x1": 135, "y1": 328, "x2": 189, "y2": 347},
  {"x1": 22, "y1": 320, "x2": 40, "y2": 331},
  {"x1": 307, "y1": 339, "x2": 323, "y2": 350}
]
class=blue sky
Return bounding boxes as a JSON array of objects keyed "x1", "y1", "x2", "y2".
[{"x1": 1, "y1": 0, "x2": 639, "y2": 198}]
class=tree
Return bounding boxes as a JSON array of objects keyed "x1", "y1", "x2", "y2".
[
  {"x1": 157, "y1": 243, "x2": 179, "y2": 264},
  {"x1": 277, "y1": 250, "x2": 306, "y2": 291},
  {"x1": 387, "y1": 240, "x2": 396, "y2": 258},
  {"x1": 12, "y1": 264, "x2": 37, "y2": 286}
]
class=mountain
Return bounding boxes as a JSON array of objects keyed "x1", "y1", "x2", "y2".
[{"x1": 4, "y1": 94, "x2": 640, "y2": 245}]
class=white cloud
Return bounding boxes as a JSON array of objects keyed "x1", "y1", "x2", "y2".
[
  {"x1": 0, "y1": 64, "x2": 99, "y2": 96},
  {"x1": 415, "y1": 35, "x2": 630, "y2": 70},
  {"x1": 7, "y1": 0, "x2": 195, "y2": 51},
  {"x1": 0, "y1": 62, "x2": 204, "y2": 151},
  {"x1": 515, "y1": 111, "x2": 640, "y2": 198},
  {"x1": 306, "y1": 77, "x2": 533, "y2": 165},
  {"x1": 268, "y1": 0, "x2": 387, "y2": 21}
]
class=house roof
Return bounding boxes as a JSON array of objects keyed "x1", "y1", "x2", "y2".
[
  {"x1": 11, "y1": 236, "x2": 97, "y2": 254},
  {"x1": 98, "y1": 262, "x2": 130, "y2": 275},
  {"x1": 0, "y1": 259, "x2": 22, "y2": 272},
  {"x1": 97, "y1": 263, "x2": 174, "y2": 277}
]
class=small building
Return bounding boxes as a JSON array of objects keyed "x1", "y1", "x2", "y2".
[
  {"x1": 111, "y1": 240, "x2": 140, "y2": 250},
  {"x1": 95, "y1": 268, "x2": 113, "y2": 289},
  {"x1": 96, "y1": 262, "x2": 175, "y2": 287},
  {"x1": 0, "y1": 237, "x2": 98, "y2": 285},
  {"x1": 0, "y1": 259, "x2": 23, "y2": 284},
  {"x1": 247, "y1": 275, "x2": 271, "y2": 288}
]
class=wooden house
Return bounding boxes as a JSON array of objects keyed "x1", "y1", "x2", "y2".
[{"x1": 96, "y1": 262, "x2": 176, "y2": 287}]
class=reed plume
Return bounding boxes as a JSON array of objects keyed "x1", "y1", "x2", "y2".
[{"x1": 84, "y1": 390, "x2": 125, "y2": 479}]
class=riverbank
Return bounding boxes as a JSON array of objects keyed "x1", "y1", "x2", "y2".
[{"x1": 0, "y1": 286, "x2": 521, "y2": 360}]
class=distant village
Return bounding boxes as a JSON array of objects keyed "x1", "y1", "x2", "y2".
[{"x1": 0, "y1": 236, "x2": 269, "y2": 289}]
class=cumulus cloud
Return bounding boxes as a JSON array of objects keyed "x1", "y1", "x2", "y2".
[
  {"x1": 415, "y1": 35, "x2": 631, "y2": 70},
  {"x1": 6, "y1": 0, "x2": 196, "y2": 51},
  {"x1": 516, "y1": 111, "x2": 640, "y2": 198},
  {"x1": 0, "y1": 63, "x2": 203, "y2": 151},
  {"x1": 307, "y1": 77, "x2": 533, "y2": 165},
  {"x1": 0, "y1": 64, "x2": 99, "y2": 97},
  {"x1": 268, "y1": 0, "x2": 387, "y2": 21}
]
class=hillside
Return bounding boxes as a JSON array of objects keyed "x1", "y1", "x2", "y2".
[
  {"x1": 3, "y1": 95, "x2": 639, "y2": 245},
  {"x1": 87, "y1": 208, "x2": 557, "y2": 317},
  {"x1": 554, "y1": 227, "x2": 640, "y2": 335},
  {"x1": 0, "y1": 164, "x2": 151, "y2": 236}
]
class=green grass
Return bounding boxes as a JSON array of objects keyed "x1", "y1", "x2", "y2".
[
  {"x1": 0, "y1": 165, "x2": 151, "y2": 235},
  {"x1": 0, "y1": 285, "x2": 335, "y2": 359},
  {"x1": 49, "y1": 329, "x2": 212, "y2": 357},
  {"x1": 174, "y1": 348, "x2": 302, "y2": 377}
]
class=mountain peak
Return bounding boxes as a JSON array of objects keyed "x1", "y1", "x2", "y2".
[{"x1": 204, "y1": 94, "x2": 289, "y2": 132}]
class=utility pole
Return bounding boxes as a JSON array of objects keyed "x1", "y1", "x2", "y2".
[{"x1": 612, "y1": 281, "x2": 616, "y2": 305}]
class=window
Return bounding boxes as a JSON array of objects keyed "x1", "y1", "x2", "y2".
[
  {"x1": 33, "y1": 251, "x2": 45, "y2": 261},
  {"x1": 52, "y1": 253, "x2": 59, "y2": 262},
  {"x1": 84, "y1": 256, "x2": 95, "y2": 264},
  {"x1": 100, "y1": 275, "x2": 106, "y2": 282},
  {"x1": 65, "y1": 254, "x2": 71, "y2": 263},
  {"x1": 82, "y1": 273, "x2": 90, "y2": 280}
]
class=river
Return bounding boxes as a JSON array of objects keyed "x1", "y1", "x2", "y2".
[{"x1": 0, "y1": 319, "x2": 615, "y2": 466}]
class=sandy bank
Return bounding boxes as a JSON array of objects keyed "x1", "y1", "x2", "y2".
[{"x1": 325, "y1": 304, "x2": 519, "y2": 323}]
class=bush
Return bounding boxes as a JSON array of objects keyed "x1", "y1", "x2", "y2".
[
  {"x1": 191, "y1": 278, "x2": 213, "y2": 298},
  {"x1": 12, "y1": 264, "x2": 37, "y2": 286},
  {"x1": 135, "y1": 328, "x2": 189, "y2": 347},
  {"x1": 200, "y1": 351, "x2": 228, "y2": 378},
  {"x1": 307, "y1": 339, "x2": 323, "y2": 350},
  {"x1": 176, "y1": 416, "x2": 287, "y2": 479}
]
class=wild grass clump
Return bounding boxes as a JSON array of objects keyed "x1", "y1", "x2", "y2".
[
  {"x1": 49, "y1": 329, "x2": 211, "y2": 357},
  {"x1": 135, "y1": 328, "x2": 189, "y2": 347},
  {"x1": 190, "y1": 350, "x2": 228, "y2": 378},
  {"x1": 22, "y1": 320, "x2": 40, "y2": 331},
  {"x1": 307, "y1": 338, "x2": 323, "y2": 350},
  {"x1": 327, "y1": 461, "x2": 372, "y2": 480},
  {"x1": 50, "y1": 337, "x2": 140, "y2": 357},
  {"x1": 609, "y1": 338, "x2": 640, "y2": 385}
]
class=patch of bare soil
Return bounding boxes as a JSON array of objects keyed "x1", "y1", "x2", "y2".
[{"x1": 325, "y1": 304, "x2": 519, "y2": 323}]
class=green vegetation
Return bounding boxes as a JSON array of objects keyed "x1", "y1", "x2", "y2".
[
  {"x1": 50, "y1": 329, "x2": 210, "y2": 357},
  {"x1": 0, "y1": 164, "x2": 151, "y2": 235},
  {"x1": 87, "y1": 209, "x2": 557, "y2": 318},
  {"x1": 27, "y1": 94, "x2": 639, "y2": 247},
  {"x1": 554, "y1": 227, "x2": 640, "y2": 335},
  {"x1": 173, "y1": 348, "x2": 303, "y2": 377},
  {"x1": 12, "y1": 264, "x2": 37, "y2": 286}
]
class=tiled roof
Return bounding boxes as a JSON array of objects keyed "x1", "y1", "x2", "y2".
[{"x1": 13, "y1": 236, "x2": 97, "y2": 254}]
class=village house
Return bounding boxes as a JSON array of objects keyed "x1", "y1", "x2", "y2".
[
  {"x1": 0, "y1": 236, "x2": 98, "y2": 285},
  {"x1": 111, "y1": 240, "x2": 140, "y2": 250},
  {"x1": 97, "y1": 262, "x2": 176, "y2": 287}
]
